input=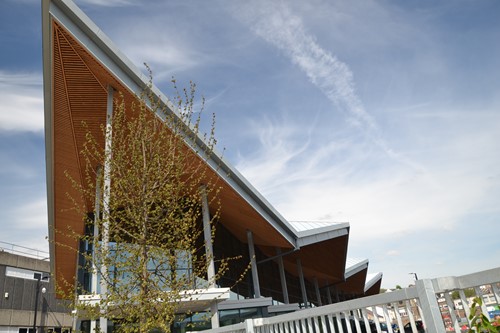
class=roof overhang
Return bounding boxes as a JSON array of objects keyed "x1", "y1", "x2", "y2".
[
  {"x1": 345, "y1": 258, "x2": 369, "y2": 280},
  {"x1": 295, "y1": 222, "x2": 349, "y2": 248},
  {"x1": 364, "y1": 272, "x2": 383, "y2": 296},
  {"x1": 42, "y1": 0, "x2": 299, "y2": 293},
  {"x1": 281, "y1": 233, "x2": 350, "y2": 287},
  {"x1": 42, "y1": 0, "x2": 372, "y2": 300}
]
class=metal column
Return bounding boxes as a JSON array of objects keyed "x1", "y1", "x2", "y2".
[
  {"x1": 90, "y1": 166, "x2": 102, "y2": 333},
  {"x1": 200, "y1": 186, "x2": 219, "y2": 328},
  {"x1": 276, "y1": 248, "x2": 289, "y2": 304},
  {"x1": 99, "y1": 86, "x2": 114, "y2": 333},
  {"x1": 247, "y1": 230, "x2": 261, "y2": 298},
  {"x1": 314, "y1": 278, "x2": 322, "y2": 306},
  {"x1": 297, "y1": 258, "x2": 308, "y2": 308},
  {"x1": 325, "y1": 282, "x2": 332, "y2": 304}
]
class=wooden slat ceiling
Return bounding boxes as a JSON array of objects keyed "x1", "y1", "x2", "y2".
[
  {"x1": 50, "y1": 20, "x2": 294, "y2": 293},
  {"x1": 283, "y1": 234, "x2": 349, "y2": 287},
  {"x1": 49, "y1": 14, "x2": 367, "y2": 297}
]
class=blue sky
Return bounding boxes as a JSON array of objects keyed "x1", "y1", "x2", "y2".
[{"x1": 1, "y1": 0, "x2": 499, "y2": 289}]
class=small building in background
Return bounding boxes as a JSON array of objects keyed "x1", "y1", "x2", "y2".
[{"x1": 0, "y1": 245, "x2": 72, "y2": 333}]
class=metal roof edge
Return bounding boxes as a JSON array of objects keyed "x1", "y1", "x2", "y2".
[
  {"x1": 345, "y1": 258, "x2": 369, "y2": 279},
  {"x1": 364, "y1": 272, "x2": 383, "y2": 292},
  {"x1": 42, "y1": 0, "x2": 55, "y2": 276},
  {"x1": 296, "y1": 222, "x2": 349, "y2": 247}
]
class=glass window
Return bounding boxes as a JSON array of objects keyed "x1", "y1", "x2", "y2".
[
  {"x1": 219, "y1": 309, "x2": 240, "y2": 327},
  {"x1": 240, "y1": 307, "x2": 262, "y2": 321}
]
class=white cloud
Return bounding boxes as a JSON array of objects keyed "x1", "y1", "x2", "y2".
[
  {"x1": 102, "y1": 9, "x2": 213, "y2": 82},
  {"x1": 2, "y1": 197, "x2": 49, "y2": 253},
  {"x1": 386, "y1": 250, "x2": 400, "y2": 257},
  {"x1": 120, "y1": 40, "x2": 200, "y2": 81},
  {"x1": 75, "y1": 0, "x2": 135, "y2": 7},
  {"x1": 236, "y1": 107, "x2": 500, "y2": 245},
  {"x1": 237, "y1": 1, "x2": 375, "y2": 131},
  {"x1": 234, "y1": 0, "x2": 429, "y2": 178},
  {"x1": 230, "y1": 2, "x2": 500, "y2": 249},
  {"x1": 0, "y1": 71, "x2": 44, "y2": 133},
  {"x1": 12, "y1": 198, "x2": 48, "y2": 230}
]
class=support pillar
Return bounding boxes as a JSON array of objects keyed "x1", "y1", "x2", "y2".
[
  {"x1": 91, "y1": 166, "x2": 102, "y2": 295},
  {"x1": 90, "y1": 167, "x2": 101, "y2": 333},
  {"x1": 200, "y1": 186, "x2": 219, "y2": 328},
  {"x1": 326, "y1": 281, "x2": 332, "y2": 304},
  {"x1": 276, "y1": 248, "x2": 289, "y2": 304},
  {"x1": 314, "y1": 278, "x2": 322, "y2": 306},
  {"x1": 247, "y1": 230, "x2": 261, "y2": 298},
  {"x1": 297, "y1": 258, "x2": 308, "y2": 308},
  {"x1": 332, "y1": 286, "x2": 340, "y2": 303},
  {"x1": 71, "y1": 310, "x2": 79, "y2": 333},
  {"x1": 99, "y1": 86, "x2": 114, "y2": 333}
]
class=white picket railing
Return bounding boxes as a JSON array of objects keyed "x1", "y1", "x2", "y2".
[{"x1": 192, "y1": 266, "x2": 500, "y2": 333}]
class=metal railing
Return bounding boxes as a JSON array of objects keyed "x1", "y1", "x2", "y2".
[
  {"x1": 0, "y1": 241, "x2": 50, "y2": 260},
  {"x1": 193, "y1": 266, "x2": 500, "y2": 333}
]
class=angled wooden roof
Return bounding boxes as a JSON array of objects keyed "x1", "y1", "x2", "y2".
[{"x1": 42, "y1": 0, "x2": 379, "y2": 297}]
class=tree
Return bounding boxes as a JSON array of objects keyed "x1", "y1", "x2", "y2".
[
  {"x1": 451, "y1": 288, "x2": 476, "y2": 300},
  {"x1": 62, "y1": 74, "x2": 230, "y2": 333},
  {"x1": 468, "y1": 297, "x2": 500, "y2": 333}
]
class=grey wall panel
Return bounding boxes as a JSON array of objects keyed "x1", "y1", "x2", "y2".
[
  {"x1": 0, "y1": 265, "x2": 6, "y2": 309},
  {"x1": 13, "y1": 278, "x2": 25, "y2": 310}
]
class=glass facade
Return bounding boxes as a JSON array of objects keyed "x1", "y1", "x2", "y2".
[
  {"x1": 75, "y1": 214, "x2": 338, "y2": 330},
  {"x1": 76, "y1": 219, "x2": 207, "y2": 296},
  {"x1": 219, "y1": 307, "x2": 263, "y2": 327}
]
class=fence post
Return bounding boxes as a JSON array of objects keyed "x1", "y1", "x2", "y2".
[
  {"x1": 416, "y1": 279, "x2": 444, "y2": 333},
  {"x1": 245, "y1": 318, "x2": 254, "y2": 333}
]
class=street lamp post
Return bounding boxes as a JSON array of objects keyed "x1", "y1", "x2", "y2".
[
  {"x1": 33, "y1": 273, "x2": 48, "y2": 333},
  {"x1": 409, "y1": 272, "x2": 419, "y2": 281}
]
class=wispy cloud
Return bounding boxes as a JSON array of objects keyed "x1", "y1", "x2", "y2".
[
  {"x1": 234, "y1": 1, "x2": 428, "y2": 177},
  {"x1": 12, "y1": 198, "x2": 48, "y2": 230},
  {"x1": 1, "y1": 195, "x2": 49, "y2": 252},
  {"x1": 110, "y1": 24, "x2": 205, "y2": 83},
  {"x1": 75, "y1": 0, "x2": 136, "y2": 7},
  {"x1": 386, "y1": 250, "x2": 400, "y2": 257},
  {"x1": 237, "y1": 2, "x2": 375, "y2": 132},
  {"x1": 236, "y1": 104, "x2": 500, "y2": 244},
  {"x1": 0, "y1": 71, "x2": 44, "y2": 133}
]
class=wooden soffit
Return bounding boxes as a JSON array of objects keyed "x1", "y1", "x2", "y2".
[
  {"x1": 47, "y1": 18, "x2": 294, "y2": 294},
  {"x1": 364, "y1": 278, "x2": 382, "y2": 296},
  {"x1": 277, "y1": 234, "x2": 349, "y2": 287},
  {"x1": 336, "y1": 267, "x2": 369, "y2": 295}
]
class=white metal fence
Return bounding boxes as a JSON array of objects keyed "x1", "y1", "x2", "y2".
[{"x1": 192, "y1": 267, "x2": 500, "y2": 333}]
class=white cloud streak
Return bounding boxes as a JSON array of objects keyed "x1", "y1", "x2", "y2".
[
  {"x1": 0, "y1": 71, "x2": 44, "y2": 133},
  {"x1": 108, "y1": 24, "x2": 205, "y2": 83},
  {"x1": 238, "y1": 2, "x2": 375, "y2": 131},
  {"x1": 2, "y1": 197, "x2": 49, "y2": 253},
  {"x1": 75, "y1": 0, "x2": 135, "y2": 7},
  {"x1": 12, "y1": 198, "x2": 48, "y2": 230},
  {"x1": 231, "y1": 0, "x2": 500, "y2": 247},
  {"x1": 235, "y1": 1, "x2": 427, "y2": 176},
  {"x1": 237, "y1": 113, "x2": 500, "y2": 244}
]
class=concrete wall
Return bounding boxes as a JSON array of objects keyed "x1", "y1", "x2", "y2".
[{"x1": 0, "y1": 252, "x2": 72, "y2": 330}]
